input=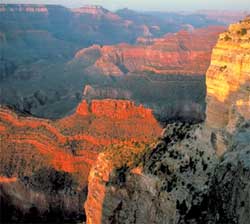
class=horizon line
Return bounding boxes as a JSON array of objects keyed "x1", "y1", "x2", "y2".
[{"x1": 1, "y1": 3, "x2": 250, "y2": 13}]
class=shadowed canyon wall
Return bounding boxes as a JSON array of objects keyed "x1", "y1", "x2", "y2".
[
  {"x1": 0, "y1": 99, "x2": 161, "y2": 223},
  {"x1": 0, "y1": 4, "x2": 224, "y2": 121},
  {"x1": 84, "y1": 17, "x2": 250, "y2": 224},
  {"x1": 1, "y1": 5, "x2": 250, "y2": 224},
  {"x1": 71, "y1": 26, "x2": 224, "y2": 122}
]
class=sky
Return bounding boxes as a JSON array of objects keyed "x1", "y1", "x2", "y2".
[{"x1": 2, "y1": 0, "x2": 250, "y2": 11}]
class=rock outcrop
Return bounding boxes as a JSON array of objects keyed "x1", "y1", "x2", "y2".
[
  {"x1": 206, "y1": 16, "x2": 250, "y2": 155},
  {"x1": 72, "y1": 5, "x2": 121, "y2": 21},
  {"x1": 0, "y1": 99, "x2": 161, "y2": 222},
  {"x1": 75, "y1": 26, "x2": 225, "y2": 76},
  {"x1": 85, "y1": 123, "x2": 216, "y2": 224},
  {"x1": 0, "y1": 4, "x2": 225, "y2": 120},
  {"x1": 84, "y1": 17, "x2": 250, "y2": 224},
  {"x1": 69, "y1": 26, "x2": 224, "y2": 127}
]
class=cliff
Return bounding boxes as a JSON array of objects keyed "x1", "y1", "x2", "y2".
[
  {"x1": 85, "y1": 123, "x2": 216, "y2": 224},
  {"x1": 0, "y1": 99, "x2": 161, "y2": 222},
  {"x1": 70, "y1": 26, "x2": 223, "y2": 122},
  {"x1": 84, "y1": 17, "x2": 250, "y2": 224},
  {"x1": 72, "y1": 5, "x2": 121, "y2": 21},
  {"x1": 1, "y1": 4, "x2": 226, "y2": 121},
  {"x1": 206, "y1": 16, "x2": 250, "y2": 155},
  {"x1": 75, "y1": 26, "x2": 225, "y2": 76}
]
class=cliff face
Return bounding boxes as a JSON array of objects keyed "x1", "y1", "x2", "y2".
[
  {"x1": 0, "y1": 99, "x2": 161, "y2": 222},
  {"x1": 72, "y1": 5, "x2": 121, "y2": 21},
  {"x1": 69, "y1": 26, "x2": 223, "y2": 123},
  {"x1": 206, "y1": 17, "x2": 250, "y2": 155},
  {"x1": 85, "y1": 123, "x2": 216, "y2": 224},
  {"x1": 1, "y1": 5, "x2": 224, "y2": 121},
  {"x1": 75, "y1": 26, "x2": 225, "y2": 76},
  {"x1": 84, "y1": 17, "x2": 250, "y2": 224}
]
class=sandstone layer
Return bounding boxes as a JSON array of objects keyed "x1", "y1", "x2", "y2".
[
  {"x1": 0, "y1": 99, "x2": 161, "y2": 222},
  {"x1": 1, "y1": 4, "x2": 223, "y2": 121},
  {"x1": 75, "y1": 26, "x2": 225, "y2": 76},
  {"x1": 206, "y1": 16, "x2": 250, "y2": 155},
  {"x1": 84, "y1": 17, "x2": 250, "y2": 224}
]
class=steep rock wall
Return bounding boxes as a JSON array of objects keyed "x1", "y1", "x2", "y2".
[
  {"x1": 84, "y1": 17, "x2": 250, "y2": 224},
  {"x1": 75, "y1": 26, "x2": 225, "y2": 76},
  {"x1": 0, "y1": 98, "x2": 161, "y2": 222},
  {"x1": 206, "y1": 17, "x2": 250, "y2": 155}
]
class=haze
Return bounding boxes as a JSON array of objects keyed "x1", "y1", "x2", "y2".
[{"x1": 2, "y1": 0, "x2": 250, "y2": 11}]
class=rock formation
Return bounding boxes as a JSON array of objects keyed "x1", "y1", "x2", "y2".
[
  {"x1": 206, "y1": 16, "x2": 250, "y2": 155},
  {"x1": 75, "y1": 26, "x2": 225, "y2": 76},
  {"x1": 68, "y1": 26, "x2": 223, "y2": 123},
  {"x1": 2, "y1": 6, "x2": 250, "y2": 223},
  {"x1": 85, "y1": 123, "x2": 216, "y2": 224},
  {"x1": 84, "y1": 17, "x2": 250, "y2": 224},
  {"x1": 203, "y1": 17, "x2": 250, "y2": 224},
  {"x1": 72, "y1": 5, "x2": 121, "y2": 21},
  {"x1": 0, "y1": 4, "x2": 225, "y2": 120},
  {"x1": 0, "y1": 99, "x2": 161, "y2": 222}
]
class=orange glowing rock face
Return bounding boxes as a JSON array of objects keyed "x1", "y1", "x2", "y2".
[
  {"x1": 75, "y1": 26, "x2": 225, "y2": 76},
  {"x1": 0, "y1": 176, "x2": 17, "y2": 183},
  {"x1": 206, "y1": 18, "x2": 250, "y2": 130},
  {"x1": 0, "y1": 99, "x2": 162, "y2": 187}
]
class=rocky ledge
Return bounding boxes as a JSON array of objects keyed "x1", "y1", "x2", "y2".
[
  {"x1": 84, "y1": 17, "x2": 250, "y2": 224},
  {"x1": 74, "y1": 26, "x2": 225, "y2": 76},
  {"x1": 0, "y1": 98, "x2": 161, "y2": 223}
]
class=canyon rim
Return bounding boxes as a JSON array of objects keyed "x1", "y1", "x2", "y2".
[{"x1": 0, "y1": 2, "x2": 250, "y2": 224}]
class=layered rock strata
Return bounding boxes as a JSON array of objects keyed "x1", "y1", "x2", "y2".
[
  {"x1": 206, "y1": 16, "x2": 250, "y2": 155},
  {"x1": 84, "y1": 17, "x2": 250, "y2": 224},
  {"x1": 0, "y1": 99, "x2": 161, "y2": 222},
  {"x1": 75, "y1": 26, "x2": 225, "y2": 76}
]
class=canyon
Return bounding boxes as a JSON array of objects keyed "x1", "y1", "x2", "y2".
[
  {"x1": 74, "y1": 26, "x2": 225, "y2": 76},
  {"x1": 1, "y1": 4, "x2": 250, "y2": 224},
  {"x1": 0, "y1": 25, "x2": 223, "y2": 121},
  {"x1": 0, "y1": 99, "x2": 161, "y2": 223},
  {"x1": 84, "y1": 17, "x2": 250, "y2": 224},
  {"x1": 0, "y1": 4, "x2": 226, "y2": 121}
]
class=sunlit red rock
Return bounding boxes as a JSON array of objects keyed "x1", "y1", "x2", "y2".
[
  {"x1": 75, "y1": 26, "x2": 225, "y2": 76},
  {"x1": 205, "y1": 17, "x2": 250, "y2": 155},
  {"x1": 0, "y1": 98, "x2": 161, "y2": 220},
  {"x1": 0, "y1": 98, "x2": 161, "y2": 181},
  {"x1": 206, "y1": 17, "x2": 250, "y2": 130}
]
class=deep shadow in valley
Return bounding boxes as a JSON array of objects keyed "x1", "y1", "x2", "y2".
[
  {"x1": 0, "y1": 72, "x2": 206, "y2": 123},
  {"x1": 0, "y1": 168, "x2": 87, "y2": 224}
]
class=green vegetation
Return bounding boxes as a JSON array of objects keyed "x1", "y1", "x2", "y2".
[{"x1": 241, "y1": 28, "x2": 247, "y2": 36}]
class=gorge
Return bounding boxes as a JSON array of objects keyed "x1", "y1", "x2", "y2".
[
  {"x1": 0, "y1": 4, "x2": 250, "y2": 224},
  {"x1": 84, "y1": 17, "x2": 250, "y2": 224}
]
